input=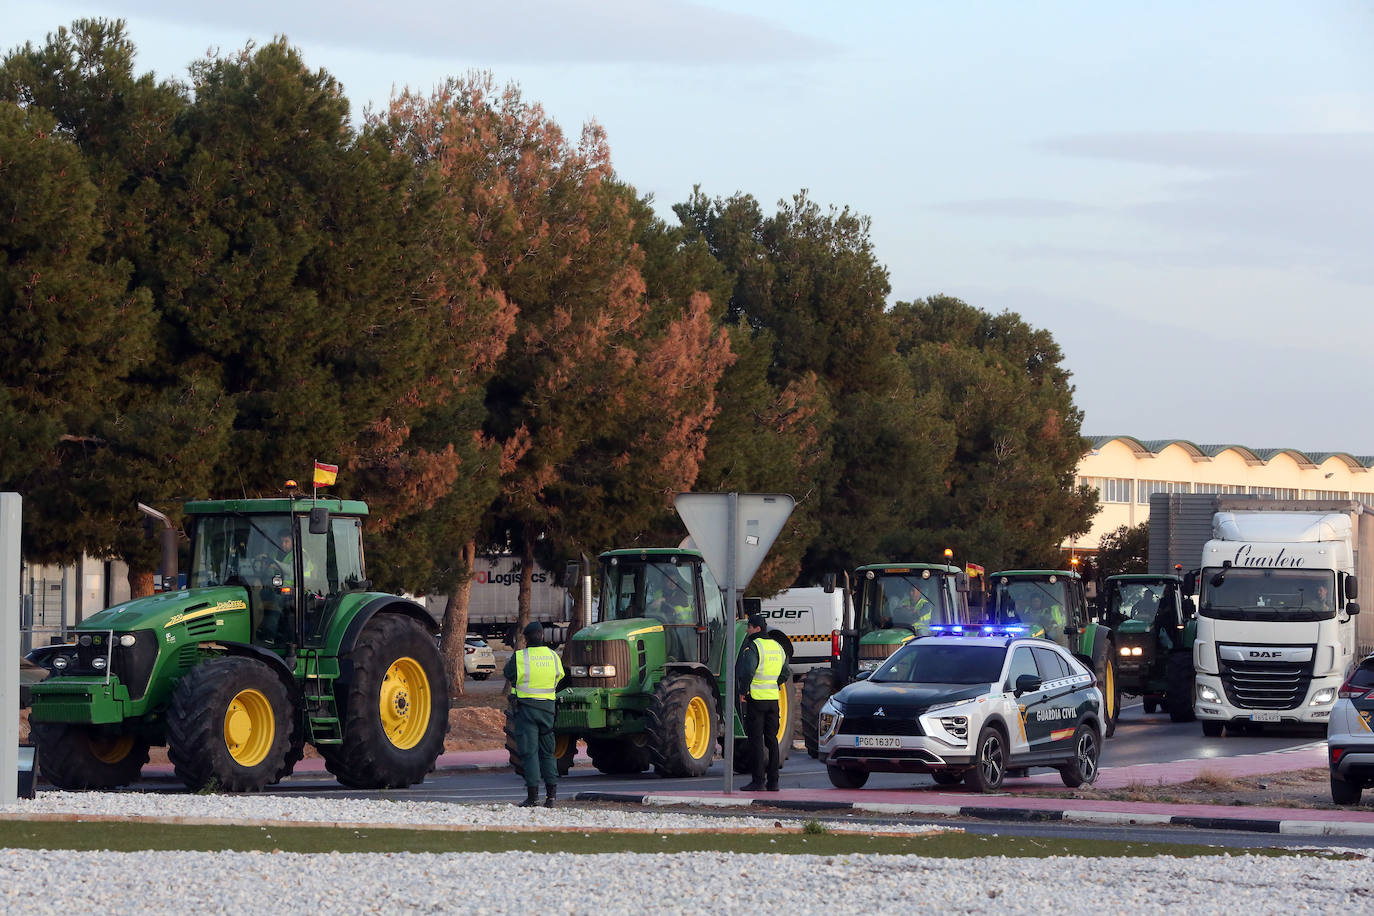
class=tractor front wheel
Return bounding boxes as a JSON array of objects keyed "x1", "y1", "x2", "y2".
[
  {"x1": 31, "y1": 723, "x2": 150, "y2": 790},
  {"x1": 587, "y1": 736, "x2": 651, "y2": 774},
  {"x1": 801, "y1": 668, "x2": 839, "y2": 758},
  {"x1": 322, "y1": 614, "x2": 449, "y2": 789},
  {"x1": 646, "y1": 673, "x2": 718, "y2": 777},
  {"x1": 1166, "y1": 651, "x2": 1197, "y2": 722},
  {"x1": 166, "y1": 656, "x2": 293, "y2": 792}
]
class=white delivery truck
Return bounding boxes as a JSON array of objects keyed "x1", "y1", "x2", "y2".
[
  {"x1": 743, "y1": 586, "x2": 843, "y2": 679},
  {"x1": 1188, "y1": 500, "x2": 1371, "y2": 736}
]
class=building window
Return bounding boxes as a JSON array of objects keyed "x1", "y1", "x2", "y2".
[
  {"x1": 1137, "y1": 480, "x2": 1191, "y2": 503},
  {"x1": 1354, "y1": 492, "x2": 1374, "y2": 505},
  {"x1": 1248, "y1": 486, "x2": 1299, "y2": 499},
  {"x1": 1303, "y1": 489, "x2": 1350, "y2": 500},
  {"x1": 1193, "y1": 483, "x2": 1244, "y2": 495}
]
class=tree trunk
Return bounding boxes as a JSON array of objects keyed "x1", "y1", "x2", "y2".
[
  {"x1": 514, "y1": 528, "x2": 534, "y2": 649},
  {"x1": 439, "y1": 539, "x2": 477, "y2": 699},
  {"x1": 128, "y1": 568, "x2": 155, "y2": 599}
]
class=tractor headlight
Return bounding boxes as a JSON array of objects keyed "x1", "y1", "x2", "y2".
[
  {"x1": 858, "y1": 659, "x2": 881, "y2": 673},
  {"x1": 1309, "y1": 688, "x2": 1336, "y2": 706},
  {"x1": 1198, "y1": 684, "x2": 1221, "y2": 704},
  {"x1": 589, "y1": 665, "x2": 617, "y2": 678},
  {"x1": 51, "y1": 655, "x2": 70, "y2": 671},
  {"x1": 570, "y1": 666, "x2": 588, "y2": 677},
  {"x1": 78, "y1": 635, "x2": 92, "y2": 647},
  {"x1": 118, "y1": 634, "x2": 137, "y2": 648},
  {"x1": 1119, "y1": 645, "x2": 1143, "y2": 657},
  {"x1": 91, "y1": 656, "x2": 107, "y2": 670}
]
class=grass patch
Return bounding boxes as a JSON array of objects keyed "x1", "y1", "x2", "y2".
[
  {"x1": 0, "y1": 819, "x2": 1351, "y2": 859},
  {"x1": 1189, "y1": 769, "x2": 1247, "y2": 792}
]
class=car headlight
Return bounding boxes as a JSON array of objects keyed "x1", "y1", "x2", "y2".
[
  {"x1": 818, "y1": 711, "x2": 839, "y2": 741},
  {"x1": 938, "y1": 715, "x2": 969, "y2": 741},
  {"x1": 1198, "y1": 684, "x2": 1221, "y2": 703},
  {"x1": 1309, "y1": 688, "x2": 1336, "y2": 706},
  {"x1": 589, "y1": 665, "x2": 616, "y2": 677},
  {"x1": 570, "y1": 665, "x2": 588, "y2": 677}
]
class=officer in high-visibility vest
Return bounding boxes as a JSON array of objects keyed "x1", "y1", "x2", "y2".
[
  {"x1": 503, "y1": 621, "x2": 566, "y2": 807},
  {"x1": 735, "y1": 613, "x2": 791, "y2": 792}
]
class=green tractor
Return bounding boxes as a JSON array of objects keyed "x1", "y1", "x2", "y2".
[
  {"x1": 1101, "y1": 573, "x2": 1196, "y2": 722},
  {"x1": 506, "y1": 547, "x2": 796, "y2": 779},
  {"x1": 27, "y1": 497, "x2": 449, "y2": 792},
  {"x1": 800, "y1": 561, "x2": 975, "y2": 757},
  {"x1": 985, "y1": 567, "x2": 1121, "y2": 737}
]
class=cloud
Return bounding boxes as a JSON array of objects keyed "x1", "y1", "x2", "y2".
[
  {"x1": 107, "y1": 0, "x2": 834, "y2": 64},
  {"x1": 929, "y1": 198, "x2": 1099, "y2": 219}
]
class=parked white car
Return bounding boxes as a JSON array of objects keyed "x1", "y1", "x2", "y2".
[{"x1": 464, "y1": 634, "x2": 498, "y2": 680}]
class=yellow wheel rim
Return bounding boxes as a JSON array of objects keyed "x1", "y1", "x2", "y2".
[
  {"x1": 1105, "y1": 659, "x2": 1117, "y2": 720},
  {"x1": 223, "y1": 688, "x2": 275, "y2": 767},
  {"x1": 380, "y1": 656, "x2": 432, "y2": 750},
  {"x1": 776, "y1": 688, "x2": 790, "y2": 745},
  {"x1": 683, "y1": 695, "x2": 712, "y2": 760},
  {"x1": 554, "y1": 734, "x2": 573, "y2": 759},
  {"x1": 89, "y1": 734, "x2": 134, "y2": 764}
]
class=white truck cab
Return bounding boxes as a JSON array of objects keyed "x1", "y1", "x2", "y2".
[{"x1": 743, "y1": 587, "x2": 843, "y2": 679}]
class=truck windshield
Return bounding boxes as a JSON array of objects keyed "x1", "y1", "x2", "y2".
[
  {"x1": 189, "y1": 514, "x2": 293, "y2": 589},
  {"x1": 859, "y1": 573, "x2": 955, "y2": 631},
  {"x1": 598, "y1": 559, "x2": 696, "y2": 624},
  {"x1": 1200, "y1": 568, "x2": 1336, "y2": 620}
]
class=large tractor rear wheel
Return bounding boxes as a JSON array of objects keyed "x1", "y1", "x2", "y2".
[
  {"x1": 1097, "y1": 651, "x2": 1120, "y2": 738},
  {"x1": 732, "y1": 686, "x2": 797, "y2": 774},
  {"x1": 1166, "y1": 650, "x2": 1197, "y2": 722},
  {"x1": 322, "y1": 614, "x2": 449, "y2": 789},
  {"x1": 801, "y1": 667, "x2": 839, "y2": 758},
  {"x1": 503, "y1": 696, "x2": 576, "y2": 777},
  {"x1": 30, "y1": 723, "x2": 150, "y2": 790},
  {"x1": 646, "y1": 673, "x2": 718, "y2": 777},
  {"x1": 586, "y1": 736, "x2": 652, "y2": 774},
  {"x1": 166, "y1": 656, "x2": 293, "y2": 792}
]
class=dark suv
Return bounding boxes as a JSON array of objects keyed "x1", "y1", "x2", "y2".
[{"x1": 1329, "y1": 652, "x2": 1374, "y2": 805}]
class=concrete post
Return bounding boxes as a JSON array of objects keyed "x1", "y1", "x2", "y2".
[{"x1": 1, "y1": 492, "x2": 21, "y2": 803}]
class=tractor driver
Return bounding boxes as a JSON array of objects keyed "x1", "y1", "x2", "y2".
[
  {"x1": 255, "y1": 523, "x2": 297, "y2": 644},
  {"x1": 888, "y1": 581, "x2": 935, "y2": 629},
  {"x1": 1025, "y1": 594, "x2": 1066, "y2": 637},
  {"x1": 648, "y1": 576, "x2": 697, "y2": 662}
]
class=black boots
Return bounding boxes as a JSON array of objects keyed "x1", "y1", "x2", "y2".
[
  {"x1": 544, "y1": 784, "x2": 556, "y2": 808},
  {"x1": 518, "y1": 785, "x2": 540, "y2": 807}
]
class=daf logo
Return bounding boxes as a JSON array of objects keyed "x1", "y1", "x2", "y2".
[
  {"x1": 1249, "y1": 651, "x2": 1282, "y2": 658},
  {"x1": 874, "y1": 707, "x2": 886, "y2": 717}
]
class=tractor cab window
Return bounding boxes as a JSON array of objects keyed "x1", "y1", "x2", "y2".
[
  {"x1": 189, "y1": 513, "x2": 297, "y2": 646},
  {"x1": 595, "y1": 557, "x2": 701, "y2": 661},
  {"x1": 1107, "y1": 582, "x2": 1164, "y2": 626},
  {"x1": 992, "y1": 579, "x2": 1071, "y2": 644},
  {"x1": 301, "y1": 516, "x2": 366, "y2": 646}
]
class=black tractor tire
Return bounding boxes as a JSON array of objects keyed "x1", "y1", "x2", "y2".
[
  {"x1": 320, "y1": 614, "x2": 450, "y2": 789},
  {"x1": 1142, "y1": 697, "x2": 1159, "y2": 714},
  {"x1": 1058, "y1": 724, "x2": 1102, "y2": 788},
  {"x1": 166, "y1": 656, "x2": 294, "y2": 792},
  {"x1": 826, "y1": 764, "x2": 869, "y2": 789},
  {"x1": 1331, "y1": 775, "x2": 1363, "y2": 806},
  {"x1": 801, "y1": 667, "x2": 840, "y2": 758},
  {"x1": 586, "y1": 736, "x2": 652, "y2": 774},
  {"x1": 965, "y1": 724, "x2": 1008, "y2": 793},
  {"x1": 471, "y1": 673, "x2": 490, "y2": 681},
  {"x1": 30, "y1": 723, "x2": 150, "y2": 790},
  {"x1": 1201, "y1": 721, "x2": 1225, "y2": 738},
  {"x1": 732, "y1": 686, "x2": 798, "y2": 774},
  {"x1": 930, "y1": 770, "x2": 963, "y2": 786},
  {"x1": 1098, "y1": 651, "x2": 1120, "y2": 738},
  {"x1": 1166, "y1": 651, "x2": 1197, "y2": 722},
  {"x1": 646, "y1": 673, "x2": 719, "y2": 778},
  {"x1": 503, "y1": 696, "x2": 576, "y2": 778}
]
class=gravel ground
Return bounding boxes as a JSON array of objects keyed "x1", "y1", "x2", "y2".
[{"x1": 1, "y1": 793, "x2": 1371, "y2": 914}]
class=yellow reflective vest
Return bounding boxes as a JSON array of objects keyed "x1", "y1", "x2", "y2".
[
  {"x1": 749, "y1": 637, "x2": 785, "y2": 701},
  {"x1": 514, "y1": 646, "x2": 565, "y2": 701}
]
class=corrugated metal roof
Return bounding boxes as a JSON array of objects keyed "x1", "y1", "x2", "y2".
[{"x1": 1089, "y1": 436, "x2": 1374, "y2": 469}]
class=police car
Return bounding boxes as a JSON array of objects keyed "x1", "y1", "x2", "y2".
[{"x1": 817, "y1": 626, "x2": 1104, "y2": 792}]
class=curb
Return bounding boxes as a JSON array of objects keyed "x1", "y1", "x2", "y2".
[{"x1": 572, "y1": 791, "x2": 1374, "y2": 837}]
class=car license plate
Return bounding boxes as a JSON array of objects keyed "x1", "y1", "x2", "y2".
[
  {"x1": 1249, "y1": 712, "x2": 1281, "y2": 723},
  {"x1": 856, "y1": 736, "x2": 901, "y2": 748}
]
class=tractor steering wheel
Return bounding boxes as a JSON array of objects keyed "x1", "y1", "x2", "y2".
[{"x1": 252, "y1": 555, "x2": 284, "y2": 580}]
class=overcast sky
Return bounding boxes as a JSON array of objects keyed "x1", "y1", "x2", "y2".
[{"x1": 10, "y1": 1, "x2": 1374, "y2": 452}]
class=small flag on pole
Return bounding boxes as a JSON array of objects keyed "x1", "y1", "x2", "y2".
[{"x1": 313, "y1": 461, "x2": 338, "y2": 488}]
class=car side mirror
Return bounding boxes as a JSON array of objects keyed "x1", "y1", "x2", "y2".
[
  {"x1": 855, "y1": 670, "x2": 872, "y2": 681},
  {"x1": 1014, "y1": 673, "x2": 1041, "y2": 696},
  {"x1": 308, "y1": 507, "x2": 330, "y2": 535}
]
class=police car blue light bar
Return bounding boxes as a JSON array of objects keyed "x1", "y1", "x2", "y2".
[{"x1": 927, "y1": 624, "x2": 1027, "y2": 637}]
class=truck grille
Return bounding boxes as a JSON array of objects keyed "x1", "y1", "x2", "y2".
[
  {"x1": 1219, "y1": 651, "x2": 1314, "y2": 710},
  {"x1": 838, "y1": 716, "x2": 923, "y2": 736},
  {"x1": 563, "y1": 640, "x2": 631, "y2": 689}
]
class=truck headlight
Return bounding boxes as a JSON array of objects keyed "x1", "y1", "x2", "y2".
[
  {"x1": 589, "y1": 665, "x2": 616, "y2": 677},
  {"x1": 1309, "y1": 688, "x2": 1336, "y2": 706},
  {"x1": 1198, "y1": 684, "x2": 1221, "y2": 703}
]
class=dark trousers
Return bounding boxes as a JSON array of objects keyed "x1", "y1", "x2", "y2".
[
  {"x1": 745, "y1": 696, "x2": 780, "y2": 787},
  {"x1": 513, "y1": 702, "x2": 557, "y2": 789}
]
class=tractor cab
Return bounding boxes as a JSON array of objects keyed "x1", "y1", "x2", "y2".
[
  {"x1": 851, "y1": 562, "x2": 973, "y2": 674},
  {"x1": 592, "y1": 548, "x2": 728, "y2": 671},
  {"x1": 1101, "y1": 572, "x2": 1197, "y2": 719},
  {"x1": 184, "y1": 498, "x2": 370, "y2": 651},
  {"x1": 986, "y1": 570, "x2": 1087, "y2": 647}
]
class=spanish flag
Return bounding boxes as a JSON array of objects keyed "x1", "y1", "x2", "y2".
[{"x1": 313, "y1": 461, "x2": 338, "y2": 488}]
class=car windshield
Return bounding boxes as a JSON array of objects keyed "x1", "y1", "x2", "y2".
[{"x1": 870, "y1": 643, "x2": 1006, "y2": 685}]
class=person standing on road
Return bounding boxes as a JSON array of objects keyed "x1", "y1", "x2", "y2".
[
  {"x1": 736, "y1": 613, "x2": 790, "y2": 792},
  {"x1": 504, "y1": 621, "x2": 565, "y2": 808}
]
